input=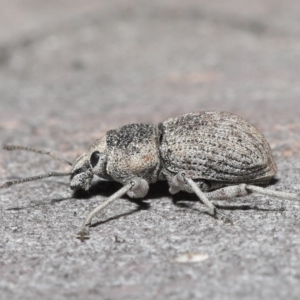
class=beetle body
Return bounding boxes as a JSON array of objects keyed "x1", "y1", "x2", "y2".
[{"x1": 72, "y1": 111, "x2": 276, "y2": 194}]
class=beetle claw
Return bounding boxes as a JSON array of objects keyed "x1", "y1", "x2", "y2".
[
  {"x1": 76, "y1": 227, "x2": 90, "y2": 242},
  {"x1": 215, "y1": 211, "x2": 233, "y2": 224}
]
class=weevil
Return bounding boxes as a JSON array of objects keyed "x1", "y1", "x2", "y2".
[{"x1": 1, "y1": 111, "x2": 299, "y2": 240}]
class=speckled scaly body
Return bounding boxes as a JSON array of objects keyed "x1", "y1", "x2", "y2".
[
  {"x1": 159, "y1": 112, "x2": 276, "y2": 187},
  {"x1": 82, "y1": 111, "x2": 276, "y2": 192}
]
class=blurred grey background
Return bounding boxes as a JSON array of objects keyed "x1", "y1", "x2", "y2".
[{"x1": 0, "y1": 1, "x2": 300, "y2": 299}]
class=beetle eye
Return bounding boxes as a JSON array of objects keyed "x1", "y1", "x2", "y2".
[{"x1": 90, "y1": 151, "x2": 100, "y2": 168}]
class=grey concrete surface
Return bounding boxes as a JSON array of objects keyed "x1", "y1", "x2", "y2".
[{"x1": 1, "y1": 1, "x2": 300, "y2": 299}]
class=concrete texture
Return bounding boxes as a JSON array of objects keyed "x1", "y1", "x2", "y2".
[{"x1": 1, "y1": 1, "x2": 300, "y2": 299}]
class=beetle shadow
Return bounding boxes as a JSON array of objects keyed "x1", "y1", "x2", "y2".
[
  {"x1": 6, "y1": 196, "x2": 74, "y2": 211},
  {"x1": 89, "y1": 207, "x2": 143, "y2": 227},
  {"x1": 72, "y1": 180, "x2": 171, "y2": 199},
  {"x1": 71, "y1": 180, "x2": 172, "y2": 208},
  {"x1": 5, "y1": 180, "x2": 169, "y2": 211},
  {"x1": 269, "y1": 177, "x2": 280, "y2": 186}
]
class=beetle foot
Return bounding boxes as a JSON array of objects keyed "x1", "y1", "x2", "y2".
[
  {"x1": 207, "y1": 206, "x2": 232, "y2": 224},
  {"x1": 215, "y1": 210, "x2": 233, "y2": 224},
  {"x1": 76, "y1": 227, "x2": 90, "y2": 242}
]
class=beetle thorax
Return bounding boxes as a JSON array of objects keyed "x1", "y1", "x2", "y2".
[{"x1": 105, "y1": 124, "x2": 161, "y2": 184}]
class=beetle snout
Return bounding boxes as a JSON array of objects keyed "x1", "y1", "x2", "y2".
[
  {"x1": 69, "y1": 180, "x2": 82, "y2": 191},
  {"x1": 69, "y1": 180, "x2": 91, "y2": 191}
]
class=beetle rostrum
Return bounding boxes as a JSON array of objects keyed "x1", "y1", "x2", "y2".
[{"x1": 1, "y1": 111, "x2": 299, "y2": 241}]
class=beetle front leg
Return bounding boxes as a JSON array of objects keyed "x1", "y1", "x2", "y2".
[{"x1": 76, "y1": 178, "x2": 149, "y2": 241}]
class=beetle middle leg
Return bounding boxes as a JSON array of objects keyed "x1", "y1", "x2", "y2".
[
  {"x1": 76, "y1": 178, "x2": 149, "y2": 241},
  {"x1": 168, "y1": 172, "x2": 232, "y2": 223}
]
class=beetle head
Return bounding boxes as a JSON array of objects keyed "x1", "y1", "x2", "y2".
[
  {"x1": 88, "y1": 136, "x2": 110, "y2": 180},
  {"x1": 1, "y1": 139, "x2": 108, "y2": 192}
]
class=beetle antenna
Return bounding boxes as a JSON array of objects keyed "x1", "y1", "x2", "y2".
[
  {"x1": 0, "y1": 172, "x2": 72, "y2": 189},
  {"x1": 3, "y1": 144, "x2": 72, "y2": 166}
]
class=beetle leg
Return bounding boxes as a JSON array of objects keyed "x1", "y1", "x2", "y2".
[
  {"x1": 204, "y1": 184, "x2": 299, "y2": 201},
  {"x1": 173, "y1": 174, "x2": 232, "y2": 223},
  {"x1": 204, "y1": 184, "x2": 249, "y2": 200},
  {"x1": 76, "y1": 178, "x2": 149, "y2": 241},
  {"x1": 245, "y1": 185, "x2": 299, "y2": 201},
  {"x1": 183, "y1": 177, "x2": 216, "y2": 215}
]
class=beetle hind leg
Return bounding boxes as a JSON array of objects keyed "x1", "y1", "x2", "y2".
[
  {"x1": 204, "y1": 184, "x2": 299, "y2": 201},
  {"x1": 245, "y1": 185, "x2": 299, "y2": 201},
  {"x1": 204, "y1": 184, "x2": 249, "y2": 200}
]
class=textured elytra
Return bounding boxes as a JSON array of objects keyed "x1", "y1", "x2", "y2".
[
  {"x1": 159, "y1": 111, "x2": 277, "y2": 184},
  {"x1": 106, "y1": 124, "x2": 160, "y2": 184}
]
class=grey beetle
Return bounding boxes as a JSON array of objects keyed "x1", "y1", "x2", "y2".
[{"x1": 1, "y1": 111, "x2": 299, "y2": 240}]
